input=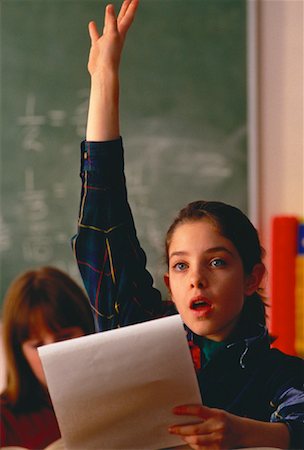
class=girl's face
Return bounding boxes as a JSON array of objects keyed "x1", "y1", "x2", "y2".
[
  {"x1": 22, "y1": 324, "x2": 84, "y2": 386},
  {"x1": 164, "y1": 219, "x2": 260, "y2": 341}
]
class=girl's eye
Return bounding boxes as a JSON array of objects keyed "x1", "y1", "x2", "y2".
[
  {"x1": 210, "y1": 258, "x2": 226, "y2": 268},
  {"x1": 173, "y1": 262, "x2": 188, "y2": 271}
]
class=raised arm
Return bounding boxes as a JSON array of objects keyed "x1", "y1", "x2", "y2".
[
  {"x1": 86, "y1": 0, "x2": 139, "y2": 141},
  {"x1": 73, "y1": 1, "x2": 175, "y2": 331}
]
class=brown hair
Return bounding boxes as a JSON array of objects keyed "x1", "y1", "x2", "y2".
[
  {"x1": 165, "y1": 200, "x2": 267, "y2": 327},
  {"x1": 1, "y1": 266, "x2": 95, "y2": 412}
]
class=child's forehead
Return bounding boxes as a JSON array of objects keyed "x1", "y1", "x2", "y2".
[
  {"x1": 27, "y1": 319, "x2": 53, "y2": 338},
  {"x1": 169, "y1": 219, "x2": 238, "y2": 256},
  {"x1": 27, "y1": 308, "x2": 58, "y2": 337},
  {"x1": 173, "y1": 219, "x2": 221, "y2": 240}
]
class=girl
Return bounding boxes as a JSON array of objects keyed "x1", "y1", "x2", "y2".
[
  {"x1": 0, "y1": 266, "x2": 95, "y2": 449},
  {"x1": 72, "y1": 1, "x2": 304, "y2": 448}
]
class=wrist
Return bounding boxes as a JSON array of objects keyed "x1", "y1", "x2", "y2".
[
  {"x1": 90, "y1": 65, "x2": 119, "y2": 86},
  {"x1": 237, "y1": 416, "x2": 290, "y2": 448}
]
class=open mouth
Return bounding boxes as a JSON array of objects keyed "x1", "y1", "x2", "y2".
[{"x1": 190, "y1": 297, "x2": 212, "y2": 310}]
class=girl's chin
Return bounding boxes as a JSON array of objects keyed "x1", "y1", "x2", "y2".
[
  {"x1": 184, "y1": 319, "x2": 225, "y2": 341},
  {"x1": 184, "y1": 320, "x2": 211, "y2": 337}
]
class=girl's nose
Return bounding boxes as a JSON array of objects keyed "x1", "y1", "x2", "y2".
[{"x1": 190, "y1": 267, "x2": 207, "y2": 288}]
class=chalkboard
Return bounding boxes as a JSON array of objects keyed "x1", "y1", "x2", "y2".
[{"x1": 0, "y1": 0, "x2": 247, "y2": 306}]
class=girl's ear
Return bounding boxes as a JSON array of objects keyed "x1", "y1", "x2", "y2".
[
  {"x1": 244, "y1": 263, "x2": 265, "y2": 296},
  {"x1": 164, "y1": 273, "x2": 175, "y2": 303},
  {"x1": 163, "y1": 273, "x2": 170, "y2": 290}
]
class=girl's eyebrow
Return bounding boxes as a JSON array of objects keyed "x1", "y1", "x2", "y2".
[
  {"x1": 205, "y1": 246, "x2": 234, "y2": 256},
  {"x1": 169, "y1": 246, "x2": 234, "y2": 259},
  {"x1": 169, "y1": 251, "x2": 188, "y2": 258}
]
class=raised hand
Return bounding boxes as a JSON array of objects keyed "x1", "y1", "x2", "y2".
[
  {"x1": 88, "y1": 0, "x2": 139, "y2": 76},
  {"x1": 86, "y1": 0, "x2": 139, "y2": 141}
]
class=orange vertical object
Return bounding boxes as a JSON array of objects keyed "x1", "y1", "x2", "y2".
[
  {"x1": 270, "y1": 216, "x2": 298, "y2": 355},
  {"x1": 295, "y1": 221, "x2": 304, "y2": 357}
]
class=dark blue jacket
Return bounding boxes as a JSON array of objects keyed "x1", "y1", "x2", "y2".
[{"x1": 72, "y1": 138, "x2": 304, "y2": 448}]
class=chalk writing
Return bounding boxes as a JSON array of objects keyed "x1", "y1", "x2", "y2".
[
  {"x1": 18, "y1": 93, "x2": 46, "y2": 152},
  {"x1": 126, "y1": 160, "x2": 163, "y2": 253},
  {"x1": 52, "y1": 182, "x2": 66, "y2": 199},
  {"x1": 0, "y1": 215, "x2": 11, "y2": 253},
  {"x1": 48, "y1": 110, "x2": 67, "y2": 127},
  {"x1": 21, "y1": 168, "x2": 52, "y2": 262},
  {"x1": 18, "y1": 89, "x2": 88, "y2": 152},
  {"x1": 70, "y1": 89, "x2": 89, "y2": 137}
]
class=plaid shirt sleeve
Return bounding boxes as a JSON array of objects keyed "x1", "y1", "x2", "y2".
[
  {"x1": 270, "y1": 376, "x2": 304, "y2": 449},
  {"x1": 72, "y1": 138, "x2": 176, "y2": 331}
]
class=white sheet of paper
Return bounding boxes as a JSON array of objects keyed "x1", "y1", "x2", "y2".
[{"x1": 39, "y1": 315, "x2": 201, "y2": 450}]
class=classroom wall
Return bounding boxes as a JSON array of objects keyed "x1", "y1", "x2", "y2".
[{"x1": 256, "y1": 0, "x2": 303, "y2": 266}]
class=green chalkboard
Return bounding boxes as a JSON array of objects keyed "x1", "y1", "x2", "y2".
[{"x1": 0, "y1": 0, "x2": 247, "y2": 306}]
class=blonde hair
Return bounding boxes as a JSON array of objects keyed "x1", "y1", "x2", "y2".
[{"x1": 1, "y1": 266, "x2": 95, "y2": 412}]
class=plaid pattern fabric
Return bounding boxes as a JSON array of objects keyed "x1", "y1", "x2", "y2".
[{"x1": 72, "y1": 139, "x2": 176, "y2": 332}]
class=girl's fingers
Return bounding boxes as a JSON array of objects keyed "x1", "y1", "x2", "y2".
[
  {"x1": 169, "y1": 421, "x2": 205, "y2": 436},
  {"x1": 117, "y1": 0, "x2": 133, "y2": 23},
  {"x1": 173, "y1": 404, "x2": 211, "y2": 419},
  {"x1": 117, "y1": 0, "x2": 139, "y2": 35},
  {"x1": 104, "y1": 4, "x2": 118, "y2": 34},
  {"x1": 88, "y1": 21, "x2": 100, "y2": 43},
  {"x1": 90, "y1": 0, "x2": 138, "y2": 43},
  {"x1": 183, "y1": 431, "x2": 219, "y2": 446},
  {"x1": 169, "y1": 405, "x2": 219, "y2": 435}
]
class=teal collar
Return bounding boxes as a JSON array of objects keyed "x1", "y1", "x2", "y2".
[{"x1": 202, "y1": 337, "x2": 226, "y2": 365}]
